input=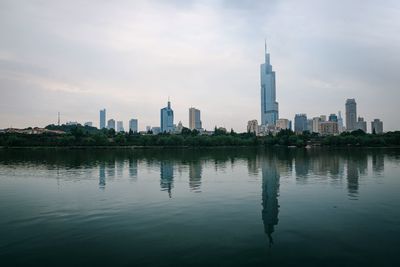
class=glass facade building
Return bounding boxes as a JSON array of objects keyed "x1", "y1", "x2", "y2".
[{"x1": 261, "y1": 43, "x2": 279, "y2": 126}]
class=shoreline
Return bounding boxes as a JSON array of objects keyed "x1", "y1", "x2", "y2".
[{"x1": 1, "y1": 145, "x2": 399, "y2": 150}]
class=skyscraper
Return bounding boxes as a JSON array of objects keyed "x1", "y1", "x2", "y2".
[
  {"x1": 294, "y1": 114, "x2": 307, "y2": 134},
  {"x1": 189, "y1": 107, "x2": 202, "y2": 130},
  {"x1": 117, "y1": 121, "x2": 124, "y2": 132},
  {"x1": 261, "y1": 42, "x2": 278, "y2": 126},
  {"x1": 100, "y1": 109, "x2": 106, "y2": 129},
  {"x1": 107, "y1": 119, "x2": 115, "y2": 130},
  {"x1": 129, "y1": 119, "x2": 138, "y2": 133},
  {"x1": 161, "y1": 100, "x2": 174, "y2": 133},
  {"x1": 345, "y1": 99, "x2": 357, "y2": 131},
  {"x1": 337, "y1": 111, "x2": 344, "y2": 133},
  {"x1": 371, "y1": 119, "x2": 383, "y2": 134}
]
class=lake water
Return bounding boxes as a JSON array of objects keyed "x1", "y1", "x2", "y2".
[{"x1": 0, "y1": 148, "x2": 399, "y2": 267}]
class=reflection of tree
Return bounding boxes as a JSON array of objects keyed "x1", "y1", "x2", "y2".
[
  {"x1": 189, "y1": 161, "x2": 202, "y2": 192},
  {"x1": 261, "y1": 154, "x2": 280, "y2": 247},
  {"x1": 160, "y1": 161, "x2": 174, "y2": 198}
]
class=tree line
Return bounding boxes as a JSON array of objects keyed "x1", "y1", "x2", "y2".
[{"x1": 0, "y1": 125, "x2": 399, "y2": 148}]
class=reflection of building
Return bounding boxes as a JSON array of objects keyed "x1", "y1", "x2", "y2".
[
  {"x1": 347, "y1": 158, "x2": 359, "y2": 198},
  {"x1": 261, "y1": 154, "x2": 280, "y2": 246},
  {"x1": 99, "y1": 162, "x2": 106, "y2": 189},
  {"x1": 189, "y1": 161, "x2": 202, "y2": 192},
  {"x1": 160, "y1": 161, "x2": 174, "y2": 197},
  {"x1": 372, "y1": 153, "x2": 384, "y2": 174},
  {"x1": 129, "y1": 158, "x2": 138, "y2": 179}
]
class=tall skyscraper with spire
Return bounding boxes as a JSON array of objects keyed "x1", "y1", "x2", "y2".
[
  {"x1": 261, "y1": 42, "x2": 279, "y2": 126},
  {"x1": 160, "y1": 99, "x2": 174, "y2": 133}
]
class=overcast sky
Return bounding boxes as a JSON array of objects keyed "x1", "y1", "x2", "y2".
[{"x1": 1, "y1": 0, "x2": 399, "y2": 131}]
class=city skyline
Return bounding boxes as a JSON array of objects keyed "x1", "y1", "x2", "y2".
[{"x1": 1, "y1": 1, "x2": 399, "y2": 131}]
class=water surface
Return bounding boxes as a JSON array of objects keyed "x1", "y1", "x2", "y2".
[{"x1": 0, "y1": 148, "x2": 399, "y2": 266}]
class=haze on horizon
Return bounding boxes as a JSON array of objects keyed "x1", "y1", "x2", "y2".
[{"x1": 1, "y1": 0, "x2": 399, "y2": 131}]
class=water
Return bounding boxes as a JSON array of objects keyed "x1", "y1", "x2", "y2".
[{"x1": 0, "y1": 148, "x2": 399, "y2": 267}]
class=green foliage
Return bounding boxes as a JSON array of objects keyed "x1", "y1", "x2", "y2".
[{"x1": 1, "y1": 126, "x2": 400, "y2": 148}]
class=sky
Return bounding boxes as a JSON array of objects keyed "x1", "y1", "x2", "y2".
[{"x1": 0, "y1": 0, "x2": 399, "y2": 132}]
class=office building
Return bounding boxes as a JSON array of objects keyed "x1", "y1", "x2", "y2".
[
  {"x1": 356, "y1": 117, "x2": 367, "y2": 132},
  {"x1": 107, "y1": 119, "x2": 115, "y2": 130},
  {"x1": 129, "y1": 119, "x2": 138, "y2": 133},
  {"x1": 189, "y1": 107, "x2": 202, "y2": 130},
  {"x1": 329, "y1": 114, "x2": 338, "y2": 122},
  {"x1": 117, "y1": 121, "x2": 124, "y2": 132},
  {"x1": 371, "y1": 119, "x2": 383, "y2": 134},
  {"x1": 337, "y1": 111, "x2": 344, "y2": 133},
  {"x1": 260, "y1": 42, "x2": 279, "y2": 126},
  {"x1": 100, "y1": 109, "x2": 106, "y2": 129},
  {"x1": 84, "y1": 122, "x2": 93, "y2": 127},
  {"x1": 346, "y1": 99, "x2": 357, "y2": 131},
  {"x1": 276, "y1": 119, "x2": 290, "y2": 130},
  {"x1": 66, "y1": 121, "x2": 79, "y2": 126},
  {"x1": 294, "y1": 114, "x2": 308, "y2": 134},
  {"x1": 319, "y1": 121, "x2": 339, "y2": 135},
  {"x1": 312, "y1": 117, "x2": 321, "y2": 134},
  {"x1": 161, "y1": 100, "x2": 174, "y2": 133},
  {"x1": 247, "y1": 120, "x2": 259, "y2": 135}
]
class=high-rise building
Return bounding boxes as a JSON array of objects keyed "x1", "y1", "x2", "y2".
[
  {"x1": 100, "y1": 109, "x2": 106, "y2": 129},
  {"x1": 345, "y1": 99, "x2": 357, "y2": 131},
  {"x1": 189, "y1": 107, "x2": 202, "y2": 130},
  {"x1": 337, "y1": 111, "x2": 344, "y2": 133},
  {"x1": 319, "y1": 121, "x2": 339, "y2": 135},
  {"x1": 161, "y1": 100, "x2": 174, "y2": 133},
  {"x1": 107, "y1": 119, "x2": 115, "y2": 130},
  {"x1": 294, "y1": 114, "x2": 307, "y2": 134},
  {"x1": 276, "y1": 119, "x2": 290, "y2": 130},
  {"x1": 260, "y1": 42, "x2": 278, "y2": 126},
  {"x1": 117, "y1": 121, "x2": 124, "y2": 132},
  {"x1": 356, "y1": 117, "x2": 367, "y2": 132},
  {"x1": 129, "y1": 119, "x2": 138, "y2": 133},
  {"x1": 307, "y1": 119, "x2": 313, "y2": 133},
  {"x1": 329, "y1": 114, "x2": 338, "y2": 122},
  {"x1": 247, "y1": 120, "x2": 259, "y2": 135},
  {"x1": 371, "y1": 119, "x2": 383, "y2": 134},
  {"x1": 312, "y1": 117, "x2": 321, "y2": 133}
]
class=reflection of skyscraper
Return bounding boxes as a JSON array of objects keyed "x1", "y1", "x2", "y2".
[
  {"x1": 347, "y1": 159, "x2": 359, "y2": 198},
  {"x1": 160, "y1": 161, "x2": 174, "y2": 198},
  {"x1": 189, "y1": 161, "x2": 202, "y2": 192},
  {"x1": 372, "y1": 153, "x2": 384, "y2": 174},
  {"x1": 129, "y1": 158, "x2": 138, "y2": 180},
  {"x1": 261, "y1": 154, "x2": 280, "y2": 246},
  {"x1": 99, "y1": 162, "x2": 106, "y2": 189}
]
